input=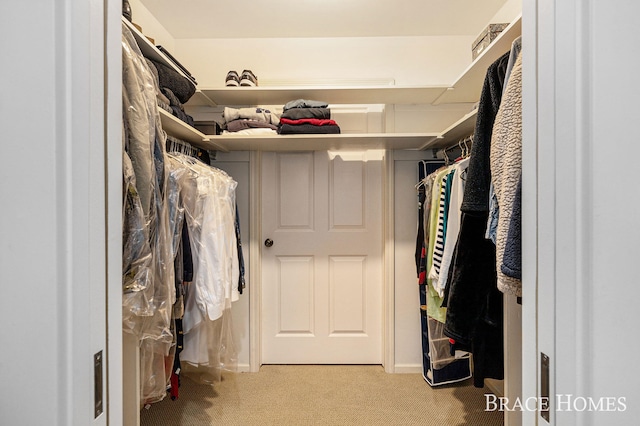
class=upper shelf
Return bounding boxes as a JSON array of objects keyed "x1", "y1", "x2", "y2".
[
  {"x1": 205, "y1": 133, "x2": 439, "y2": 152},
  {"x1": 433, "y1": 14, "x2": 522, "y2": 105},
  {"x1": 122, "y1": 17, "x2": 196, "y2": 91},
  {"x1": 158, "y1": 109, "x2": 228, "y2": 152},
  {"x1": 193, "y1": 86, "x2": 449, "y2": 107},
  {"x1": 422, "y1": 109, "x2": 478, "y2": 150},
  {"x1": 188, "y1": 14, "x2": 521, "y2": 111},
  {"x1": 131, "y1": 13, "x2": 521, "y2": 152}
]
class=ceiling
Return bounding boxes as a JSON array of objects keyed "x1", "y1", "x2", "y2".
[{"x1": 139, "y1": 0, "x2": 510, "y2": 39}]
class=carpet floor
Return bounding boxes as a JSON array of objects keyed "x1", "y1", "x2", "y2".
[{"x1": 140, "y1": 365, "x2": 503, "y2": 425}]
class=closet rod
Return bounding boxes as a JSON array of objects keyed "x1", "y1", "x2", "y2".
[{"x1": 166, "y1": 135, "x2": 198, "y2": 157}]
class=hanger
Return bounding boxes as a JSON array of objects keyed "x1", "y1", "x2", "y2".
[
  {"x1": 464, "y1": 134, "x2": 473, "y2": 157},
  {"x1": 442, "y1": 148, "x2": 450, "y2": 166},
  {"x1": 167, "y1": 136, "x2": 198, "y2": 158},
  {"x1": 414, "y1": 161, "x2": 428, "y2": 189}
]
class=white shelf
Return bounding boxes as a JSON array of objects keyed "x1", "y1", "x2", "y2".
[
  {"x1": 158, "y1": 109, "x2": 228, "y2": 152},
  {"x1": 206, "y1": 133, "x2": 439, "y2": 152},
  {"x1": 180, "y1": 14, "x2": 522, "y2": 152},
  {"x1": 123, "y1": 18, "x2": 226, "y2": 152},
  {"x1": 423, "y1": 109, "x2": 478, "y2": 150},
  {"x1": 195, "y1": 86, "x2": 448, "y2": 107},
  {"x1": 433, "y1": 14, "x2": 522, "y2": 105},
  {"x1": 122, "y1": 17, "x2": 196, "y2": 91},
  {"x1": 185, "y1": 90, "x2": 217, "y2": 107}
]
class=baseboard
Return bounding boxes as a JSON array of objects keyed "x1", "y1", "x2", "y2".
[
  {"x1": 233, "y1": 364, "x2": 421, "y2": 374},
  {"x1": 393, "y1": 364, "x2": 423, "y2": 374},
  {"x1": 235, "y1": 364, "x2": 251, "y2": 373},
  {"x1": 485, "y1": 378, "x2": 504, "y2": 397}
]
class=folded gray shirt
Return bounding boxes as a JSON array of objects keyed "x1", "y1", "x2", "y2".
[
  {"x1": 281, "y1": 107, "x2": 331, "y2": 120},
  {"x1": 283, "y1": 99, "x2": 329, "y2": 111},
  {"x1": 226, "y1": 119, "x2": 278, "y2": 132},
  {"x1": 223, "y1": 107, "x2": 280, "y2": 125}
]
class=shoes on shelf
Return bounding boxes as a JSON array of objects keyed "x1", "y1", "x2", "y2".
[
  {"x1": 240, "y1": 70, "x2": 258, "y2": 87},
  {"x1": 225, "y1": 70, "x2": 240, "y2": 87}
]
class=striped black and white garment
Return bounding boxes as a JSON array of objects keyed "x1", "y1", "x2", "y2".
[{"x1": 429, "y1": 168, "x2": 455, "y2": 281}]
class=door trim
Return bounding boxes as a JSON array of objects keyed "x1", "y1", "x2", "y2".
[
  {"x1": 248, "y1": 150, "x2": 392, "y2": 372},
  {"x1": 384, "y1": 149, "x2": 395, "y2": 373},
  {"x1": 249, "y1": 151, "x2": 262, "y2": 372}
]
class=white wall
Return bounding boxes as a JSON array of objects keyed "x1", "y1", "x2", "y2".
[
  {"x1": 489, "y1": 0, "x2": 522, "y2": 24},
  {"x1": 168, "y1": 1, "x2": 522, "y2": 90},
  {"x1": 129, "y1": 0, "x2": 175, "y2": 52},
  {"x1": 211, "y1": 152, "x2": 252, "y2": 371},
  {"x1": 392, "y1": 151, "x2": 441, "y2": 371},
  {"x1": 175, "y1": 36, "x2": 474, "y2": 88}
]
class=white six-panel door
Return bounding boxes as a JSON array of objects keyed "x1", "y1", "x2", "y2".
[{"x1": 261, "y1": 150, "x2": 383, "y2": 364}]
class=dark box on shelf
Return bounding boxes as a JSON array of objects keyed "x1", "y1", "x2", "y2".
[
  {"x1": 194, "y1": 121, "x2": 222, "y2": 135},
  {"x1": 472, "y1": 23, "x2": 509, "y2": 60}
]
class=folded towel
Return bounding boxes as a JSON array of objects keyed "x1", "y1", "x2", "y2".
[
  {"x1": 226, "y1": 119, "x2": 278, "y2": 132},
  {"x1": 281, "y1": 107, "x2": 331, "y2": 120},
  {"x1": 278, "y1": 123, "x2": 341, "y2": 134},
  {"x1": 222, "y1": 128, "x2": 278, "y2": 136},
  {"x1": 280, "y1": 118, "x2": 337, "y2": 126}
]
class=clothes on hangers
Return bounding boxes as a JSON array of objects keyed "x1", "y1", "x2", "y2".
[
  {"x1": 486, "y1": 36, "x2": 523, "y2": 244},
  {"x1": 165, "y1": 153, "x2": 239, "y2": 378},
  {"x1": 416, "y1": 160, "x2": 472, "y2": 385},
  {"x1": 490, "y1": 52, "x2": 523, "y2": 296},
  {"x1": 428, "y1": 167, "x2": 455, "y2": 282},
  {"x1": 123, "y1": 21, "x2": 243, "y2": 404},
  {"x1": 442, "y1": 51, "x2": 511, "y2": 389},
  {"x1": 434, "y1": 157, "x2": 470, "y2": 298}
]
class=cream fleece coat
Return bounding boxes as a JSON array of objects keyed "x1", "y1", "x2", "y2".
[{"x1": 490, "y1": 53, "x2": 523, "y2": 297}]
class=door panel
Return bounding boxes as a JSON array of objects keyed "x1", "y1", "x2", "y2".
[
  {"x1": 262, "y1": 150, "x2": 383, "y2": 364},
  {"x1": 277, "y1": 256, "x2": 315, "y2": 335},
  {"x1": 329, "y1": 256, "x2": 366, "y2": 334},
  {"x1": 330, "y1": 155, "x2": 365, "y2": 228},
  {"x1": 277, "y1": 153, "x2": 314, "y2": 229}
]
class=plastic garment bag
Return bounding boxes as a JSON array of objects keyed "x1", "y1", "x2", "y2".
[
  {"x1": 122, "y1": 22, "x2": 177, "y2": 404},
  {"x1": 122, "y1": 148, "x2": 155, "y2": 334},
  {"x1": 166, "y1": 153, "x2": 239, "y2": 383}
]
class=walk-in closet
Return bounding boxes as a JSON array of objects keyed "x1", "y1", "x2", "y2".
[
  {"x1": 122, "y1": 0, "x2": 524, "y2": 423},
  {"x1": 4, "y1": 0, "x2": 640, "y2": 425}
]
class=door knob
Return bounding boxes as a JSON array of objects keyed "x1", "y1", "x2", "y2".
[{"x1": 264, "y1": 238, "x2": 274, "y2": 247}]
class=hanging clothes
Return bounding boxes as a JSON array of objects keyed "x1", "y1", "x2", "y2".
[
  {"x1": 486, "y1": 36, "x2": 523, "y2": 244},
  {"x1": 165, "y1": 153, "x2": 239, "y2": 381},
  {"x1": 434, "y1": 157, "x2": 470, "y2": 298},
  {"x1": 122, "y1": 21, "x2": 178, "y2": 404},
  {"x1": 416, "y1": 160, "x2": 472, "y2": 386},
  {"x1": 122, "y1": 21, "x2": 243, "y2": 404},
  {"x1": 501, "y1": 176, "x2": 522, "y2": 280},
  {"x1": 490, "y1": 52, "x2": 523, "y2": 296},
  {"x1": 428, "y1": 167, "x2": 455, "y2": 282},
  {"x1": 424, "y1": 167, "x2": 449, "y2": 323},
  {"x1": 442, "y1": 51, "x2": 511, "y2": 388}
]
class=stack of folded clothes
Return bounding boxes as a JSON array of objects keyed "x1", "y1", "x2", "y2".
[
  {"x1": 160, "y1": 87, "x2": 194, "y2": 126},
  {"x1": 221, "y1": 106, "x2": 280, "y2": 135},
  {"x1": 278, "y1": 99, "x2": 341, "y2": 135},
  {"x1": 145, "y1": 58, "x2": 195, "y2": 126}
]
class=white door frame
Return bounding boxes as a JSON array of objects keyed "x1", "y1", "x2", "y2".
[
  {"x1": 2, "y1": 0, "x2": 121, "y2": 424},
  {"x1": 523, "y1": 2, "x2": 640, "y2": 425},
  {"x1": 248, "y1": 150, "x2": 394, "y2": 372}
]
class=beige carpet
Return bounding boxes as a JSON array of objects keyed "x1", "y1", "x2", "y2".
[{"x1": 140, "y1": 365, "x2": 503, "y2": 426}]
